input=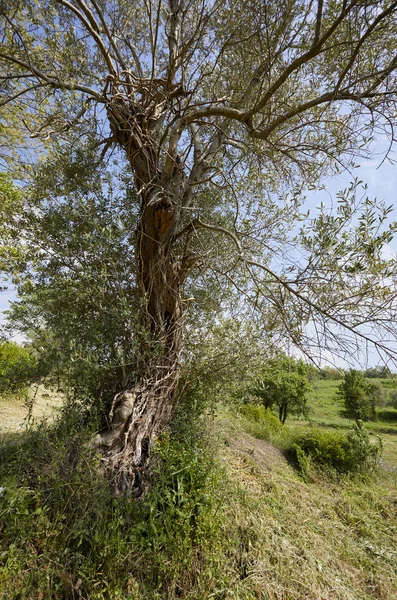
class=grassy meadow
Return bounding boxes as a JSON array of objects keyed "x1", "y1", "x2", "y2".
[
  {"x1": 0, "y1": 379, "x2": 396, "y2": 599},
  {"x1": 299, "y1": 378, "x2": 397, "y2": 468}
]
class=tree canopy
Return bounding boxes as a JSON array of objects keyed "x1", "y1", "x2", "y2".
[
  {"x1": 1, "y1": 1, "x2": 397, "y2": 359},
  {"x1": 2, "y1": 0, "x2": 397, "y2": 492}
]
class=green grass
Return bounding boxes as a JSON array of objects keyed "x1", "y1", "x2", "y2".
[
  {"x1": 217, "y1": 409, "x2": 397, "y2": 600},
  {"x1": 287, "y1": 378, "x2": 397, "y2": 468},
  {"x1": 0, "y1": 384, "x2": 396, "y2": 600}
]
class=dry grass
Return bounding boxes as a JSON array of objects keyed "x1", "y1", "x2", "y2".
[
  {"x1": 217, "y1": 411, "x2": 397, "y2": 600},
  {"x1": 0, "y1": 385, "x2": 64, "y2": 433}
]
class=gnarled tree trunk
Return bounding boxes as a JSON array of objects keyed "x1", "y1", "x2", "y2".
[{"x1": 94, "y1": 84, "x2": 190, "y2": 495}]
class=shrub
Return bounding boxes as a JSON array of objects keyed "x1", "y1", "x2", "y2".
[
  {"x1": 0, "y1": 340, "x2": 38, "y2": 397},
  {"x1": 238, "y1": 403, "x2": 283, "y2": 440},
  {"x1": 289, "y1": 422, "x2": 382, "y2": 479}
]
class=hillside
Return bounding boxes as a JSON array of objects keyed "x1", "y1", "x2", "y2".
[
  {"x1": 217, "y1": 410, "x2": 397, "y2": 600},
  {"x1": 0, "y1": 384, "x2": 396, "y2": 599}
]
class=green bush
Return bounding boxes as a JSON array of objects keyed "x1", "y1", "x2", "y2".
[
  {"x1": 0, "y1": 340, "x2": 38, "y2": 397},
  {"x1": 238, "y1": 402, "x2": 283, "y2": 440},
  {"x1": 289, "y1": 422, "x2": 382, "y2": 479},
  {"x1": 0, "y1": 405, "x2": 228, "y2": 599}
]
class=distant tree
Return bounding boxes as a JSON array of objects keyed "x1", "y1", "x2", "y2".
[
  {"x1": 0, "y1": 340, "x2": 38, "y2": 397},
  {"x1": 252, "y1": 357, "x2": 312, "y2": 424},
  {"x1": 337, "y1": 370, "x2": 376, "y2": 421},
  {"x1": 364, "y1": 366, "x2": 391, "y2": 379},
  {"x1": 367, "y1": 382, "x2": 388, "y2": 408}
]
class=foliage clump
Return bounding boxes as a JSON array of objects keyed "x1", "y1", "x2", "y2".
[
  {"x1": 337, "y1": 369, "x2": 377, "y2": 421},
  {"x1": 290, "y1": 422, "x2": 382, "y2": 480},
  {"x1": 0, "y1": 340, "x2": 38, "y2": 397},
  {"x1": 238, "y1": 402, "x2": 283, "y2": 440}
]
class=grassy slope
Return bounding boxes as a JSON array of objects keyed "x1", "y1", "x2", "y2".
[
  {"x1": 217, "y1": 409, "x2": 397, "y2": 600},
  {"x1": 0, "y1": 384, "x2": 396, "y2": 600}
]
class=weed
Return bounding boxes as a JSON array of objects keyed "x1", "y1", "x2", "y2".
[{"x1": 0, "y1": 405, "x2": 230, "y2": 599}]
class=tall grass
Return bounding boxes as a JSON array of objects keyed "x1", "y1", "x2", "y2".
[{"x1": 0, "y1": 386, "x2": 396, "y2": 600}]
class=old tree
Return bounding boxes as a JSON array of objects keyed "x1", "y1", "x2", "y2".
[{"x1": 2, "y1": 0, "x2": 397, "y2": 493}]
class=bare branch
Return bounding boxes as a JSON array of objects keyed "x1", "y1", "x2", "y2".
[
  {"x1": 244, "y1": 0, "x2": 359, "y2": 120},
  {"x1": 313, "y1": 0, "x2": 323, "y2": 46},
  {"x1": 87, "y1": 0, "x2": 131, "y2": 74},
  {"x1": 0, "y1": 51, "x2": 102, "y2": 100},
  {"x1": 56, "y1": 0, "x2": 116, "y2": 75}
]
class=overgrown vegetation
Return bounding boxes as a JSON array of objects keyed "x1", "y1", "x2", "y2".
[
  {"x1": 0, "y1": 333, "x2": 396, "y2": 600},
  {"x1": 337, "y1": 370, "x2": 378, "y2": 421},
  {"x1": 0, "y1": 340, "x2": 38, "y2": 398},
  {"x1": 0, "y1": 404, "x2": 229, "y2": 600},
  {"x1": 1, "y1": 387, "x2": 396, "y2": 600}
]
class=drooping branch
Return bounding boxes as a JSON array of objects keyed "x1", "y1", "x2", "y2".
[{"x1": 191, "y1": 217, "x2": 397, "y2": 363}]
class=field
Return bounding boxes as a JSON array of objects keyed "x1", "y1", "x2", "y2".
[
  {"x1": 0, "y1": 385, "x2": 63, "y2": 435},
  {"x1": 0, "y1": 380, "x2": 396, "y2": 599},
  {"x1": 298, "y1": 378, "x2": 397, "y2": 468}
]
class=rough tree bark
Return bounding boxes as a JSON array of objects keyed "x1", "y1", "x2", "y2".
[{"x1": 93, "y1": 79, "x2": 190, "y2": 495}]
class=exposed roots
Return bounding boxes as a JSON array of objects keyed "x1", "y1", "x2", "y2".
[{"x1": 93, "y1": 362, "x2": 180, "y2": 497}]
